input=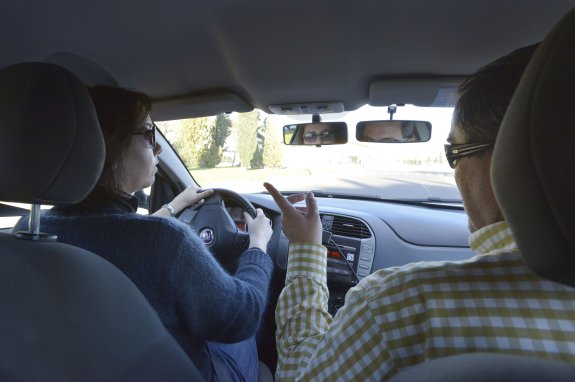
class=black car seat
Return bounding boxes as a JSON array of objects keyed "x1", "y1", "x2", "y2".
[
  {"x1": 389, "y1": 6, "x2": 575, "y2": 382},
  {"x1": 492, "y1": 7, "x2": 575, "y2": 288},
  {"x1": 0, "y1": 62, "x2": 205, "y2": 382}
]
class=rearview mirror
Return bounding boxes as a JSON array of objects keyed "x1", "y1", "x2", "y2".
[
  {"x1": 283, "y1": 122, "x2": 348, "y2": 146},
  {"x1": 356, "y1": 120, "x2": 431, "y2": 143}
]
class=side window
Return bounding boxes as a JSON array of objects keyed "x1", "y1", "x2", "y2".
[
  {"x1": 134, "y1": 188, "x2": 151, "y2": 215},
  {"x1": 1, "y1": 194, "x2": 151, "y2": 229},
  {"x1": 0, "y1": 202, "x2": 30, "y2": 232}
]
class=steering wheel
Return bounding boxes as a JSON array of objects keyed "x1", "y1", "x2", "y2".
[{"x1": 178, "y1": 188, "x2": 257, "y2": 265}]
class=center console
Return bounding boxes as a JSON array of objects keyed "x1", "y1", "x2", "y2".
[{"x1": 320, "y1": 213, "x2": 375, "y2": 315}]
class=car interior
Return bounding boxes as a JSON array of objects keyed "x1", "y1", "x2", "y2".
[{"x1": 0, "y1": 1, "x2": 574, "y2": 381}]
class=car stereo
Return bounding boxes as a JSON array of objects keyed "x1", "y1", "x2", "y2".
[{"x1": 321, "y1": 214, "x2": 375, "y2": 284}]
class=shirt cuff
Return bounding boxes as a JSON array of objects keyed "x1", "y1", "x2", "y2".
[{"x1": 286, "y1": 242, "x2": 327, "y2": 283}]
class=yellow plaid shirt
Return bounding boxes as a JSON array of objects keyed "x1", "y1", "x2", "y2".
[{"x1": 275, "y1": 221, "x2": 575, "y2": 381}]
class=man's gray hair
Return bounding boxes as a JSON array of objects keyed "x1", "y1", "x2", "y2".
[{"x1": 453, "y1": 44, "x2": 538, "y2": 143}]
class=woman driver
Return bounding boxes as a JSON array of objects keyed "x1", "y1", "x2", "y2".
[{"x1": 16, "y1": 85, "x2": 273, "y2": 381}]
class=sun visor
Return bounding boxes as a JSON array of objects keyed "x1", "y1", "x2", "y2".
[
  {"x1": 152, "y1": 92, "x2": 253, "y2": 120},
  {"x1": 268, "y1": 102, "x2": 345, "y2": 115},
  {"x1": 369, "y1": 78, "x2": 464, "y2": 107}
]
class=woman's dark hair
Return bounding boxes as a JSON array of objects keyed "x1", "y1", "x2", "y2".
[
  {"x1": 87, "y1": 85, "x2": 152, "y2": 194},
  {"x1": 454, "y1": 44, "x2": 538, "y2": 143}
]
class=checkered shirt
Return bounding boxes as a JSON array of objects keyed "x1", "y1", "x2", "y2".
[{"x1": 275, "y1": 221, "x2": 575, "y2": 381}]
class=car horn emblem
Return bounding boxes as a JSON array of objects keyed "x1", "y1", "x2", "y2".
[{"x1": 199, "y1": 228, "x2": 215, "y2": 245}]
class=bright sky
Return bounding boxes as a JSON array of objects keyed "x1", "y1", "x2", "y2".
[
  {"x1": 265, "y1": 104, "x2": 454, "y2": 144},
  {"x1": 259, "y1": 104, "x2": 455, "y2": 172}
]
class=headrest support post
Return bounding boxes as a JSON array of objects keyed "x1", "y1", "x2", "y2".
[
  {"x1": 29, "y1": 204, "x2": 41, "y2": 236},
  {"x1": 14, "y1": 204, "x2": 57, "y2": 242}
]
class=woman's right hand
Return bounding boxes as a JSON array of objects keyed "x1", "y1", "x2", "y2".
[
  {"x1": 173, "y1": 187, "x2": 214, "y2": 212},
  {"x1": 244, "y1": 208, "x2": 273, "y2": 251},
  {"x1": 153, "y1": 187, "x2": 214, "y2": 217}
]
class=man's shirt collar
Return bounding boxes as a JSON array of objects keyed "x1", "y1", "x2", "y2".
[{"x1": 469, "y1": 220, "x2": 517, "y2": 255}]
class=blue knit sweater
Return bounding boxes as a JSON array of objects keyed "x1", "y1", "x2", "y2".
[{"x1": 15, "y1": 193, "x2": 273, "y2": 379}]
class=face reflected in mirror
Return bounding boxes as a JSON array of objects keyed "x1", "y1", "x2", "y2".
[
  {"x1": 363, "y1": 122, "x2": 404, "y2": 142},
  {"x1": 302, "y1": 124, "x2": 335, "y2": 145},
  {"x1": 283, "y1": 122, "x2": 348, "y2": 145},
  {"x1": 356, "y1": 120, "x2": 431, "y2": 143}
]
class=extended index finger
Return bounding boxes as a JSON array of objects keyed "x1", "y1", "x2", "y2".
[
  {"x1": 263, "y1": 182, "x2": 296, "y2": 213},
  {"x1": 305, "y1": 191, "x2": 319, "y2": 216}
]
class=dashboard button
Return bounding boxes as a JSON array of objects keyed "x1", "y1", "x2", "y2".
[{"x1": 361, "y1": 244, "x2": 373, "y2": 253}]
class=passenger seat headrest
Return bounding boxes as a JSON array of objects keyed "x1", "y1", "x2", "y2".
[
  {"x1": 0, "y1": 62, "x2": 105, "y2": 205},
  {"x1": 492, "y1": 8, "x2": 575, "y2": 287}
]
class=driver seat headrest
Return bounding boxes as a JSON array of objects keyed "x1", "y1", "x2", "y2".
[
  {"x1": 492, "y1": 7, "x2": 575, "y2": 287},
  {"x1": 0, "y1": 62, "x2": 104, "y2": 205}
]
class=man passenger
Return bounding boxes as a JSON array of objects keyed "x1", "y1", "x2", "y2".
[{"x1": 266, "y1": 44, "x2": 575, "y2": 381}]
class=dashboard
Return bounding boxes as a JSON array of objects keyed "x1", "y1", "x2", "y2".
[
  {"x1": 243, "y1": 193, "x2": 474, "y2": 315},
  {"x1": 224, "y1": 198, "x2": 274, "y2": 233},
  {"x1": 225, "y1": 204, "x2": 248, "y2": 232}
]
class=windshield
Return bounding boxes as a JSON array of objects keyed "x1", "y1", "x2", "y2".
[{"x1": 157, "y1": 105, "x2": 459, "y2": 202}]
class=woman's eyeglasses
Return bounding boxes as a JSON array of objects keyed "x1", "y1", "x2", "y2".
[
  {"x1": 444, "y1": 142, "x2": 493, "y2": 169},
  {"x1": 134, "y1": 123, "x2": 157, "y2": 148},
  {"x1": 303, "y1": 130, "x2": 335, "y2": 143}
]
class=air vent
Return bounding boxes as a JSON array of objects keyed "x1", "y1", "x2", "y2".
[{"x1": 329, "y1": 215, "x2": 371, "y2": 239}]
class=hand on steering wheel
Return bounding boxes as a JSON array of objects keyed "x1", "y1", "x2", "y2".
[
  {"x1": 152, "y1": 187, "x2": 214, "y2": 218},
  {"x1": 178, "y1": 188, "x2": 268, "y2": 265},
  {"x1": 244, "y1": 208, "x2": 273, "y2": 251}
]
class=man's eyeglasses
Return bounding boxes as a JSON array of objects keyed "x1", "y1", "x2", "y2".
[
  {"x1": 134, "y1": 123, "x2": 157, "y2": 148},
  {"x1": 303, "y1": 130, "x2": 335, "y2": 143},
  {"x1": 444, "y1": 142, "x2": 493, "y2": 169}
]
